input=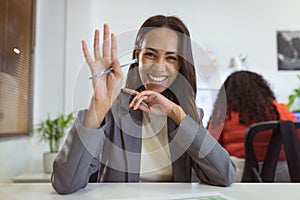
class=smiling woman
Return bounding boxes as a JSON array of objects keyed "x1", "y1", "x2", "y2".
[
  {"x1": 0, "y1": 0, "x2": 35, "y2": 136},
  {"x1": 51, "y1": 15, "x2": 236, "y2": 195}
]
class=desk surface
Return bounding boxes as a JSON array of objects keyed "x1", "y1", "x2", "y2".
[{"x1": 0, "y1": 182, "x2": 299, "y2": 200}]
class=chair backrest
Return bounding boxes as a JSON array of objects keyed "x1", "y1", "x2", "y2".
[{"x1": 241, "y1": 120, "x2": 300, "y2": 182}]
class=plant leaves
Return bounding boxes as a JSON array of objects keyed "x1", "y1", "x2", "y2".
[{"x1": 34, "y1": 112, "x2": 74, "y2": 152}]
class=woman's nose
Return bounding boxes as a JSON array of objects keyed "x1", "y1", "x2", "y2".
[
  {"x1": 154, "y1": 56, "x2": 166, "y2": 65},
  {"x1": 151, "y1": 63, "x2": 166, "y2": 73}
]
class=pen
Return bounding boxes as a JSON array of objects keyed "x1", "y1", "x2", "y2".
[{"x1": 89, "y1": 58, "x2": 138, "y2": 79}]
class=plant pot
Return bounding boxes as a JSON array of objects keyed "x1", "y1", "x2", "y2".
[{"x1": 43, "y1": 152, "x2": 58, "y2": 174}]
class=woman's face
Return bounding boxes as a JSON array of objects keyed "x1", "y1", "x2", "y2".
[{"x1": 137, "y1": 28, "x2": 180, "y2": 93}]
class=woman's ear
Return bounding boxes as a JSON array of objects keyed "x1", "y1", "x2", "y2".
[{"x1": 135, "y1": 50, "x2": 140, "y2": 61}]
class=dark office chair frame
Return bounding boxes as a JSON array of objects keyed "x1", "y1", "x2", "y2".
[{"x1": 241, "y1": 120, "x2": 300, "y2": 182}]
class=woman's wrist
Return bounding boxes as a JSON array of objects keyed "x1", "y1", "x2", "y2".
[
  {"x1": 83, "y1": 97, "x2": 111, "y2": 129},
  {"x1": 169, "y1": 104, "x2": 186, "y2": 125}
]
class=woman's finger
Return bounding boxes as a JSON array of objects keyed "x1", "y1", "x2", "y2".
[
  {"x1": 111, "y1": 33, "x2": 117, "y2": 61},
  {"x1": 111, "y1": 33, "x2": 122, "y2": 76},
  {"x1": 137, "y1": 103, "x2": 150, "y2": 113},
  {"x1": 131, "y1": 95, "x2": 148, "y2": 110},
  {"x1": 94, "y1": 29, "x2": 100, "y2": 60},
  {"x1": 139, "y1": 91, "x2": 158, "y2": 101},
  {"x1": 81, "y1": 40, "x2": 93, "y2": 69},
  {"x1": 122, "y1": 88, "x2": 139, "y2": 96},
  {"x1": 102, "y1": 24, "x2": 110, "y2": 59}
]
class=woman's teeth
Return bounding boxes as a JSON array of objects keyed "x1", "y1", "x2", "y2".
[{"x1": 148, "y1": 74, "x2": 167, "y2": 82}]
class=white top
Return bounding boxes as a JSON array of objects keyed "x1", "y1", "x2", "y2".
[{"x1": 140, "y1": 112, "x2": 173, "y2": 182}]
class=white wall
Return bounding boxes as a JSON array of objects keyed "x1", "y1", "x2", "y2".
[
  {"x1": 88, "y1": 0, "x2": 300, "y2": 102},
  {"x1": 1, "y1": 0, "x2": 299, "y2": 182},
  {"x1": 0, "y1": 0, "x2": 66, "y2": 182}
]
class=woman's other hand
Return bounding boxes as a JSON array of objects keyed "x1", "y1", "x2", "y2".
[{"x1": 123, "y1": 88, "x2": 186, "y2": 125}]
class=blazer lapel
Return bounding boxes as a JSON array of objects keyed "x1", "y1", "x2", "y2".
[
  {"x1": 167, "y1": 118, "x2": 189, "y2": 181},
  {"x1": 117, "y1": 92, "x2": 143, "y2": 180}
]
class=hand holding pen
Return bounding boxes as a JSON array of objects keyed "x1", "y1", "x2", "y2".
[{"x1": 81, "y1": 24, "x2": 123, "y2": 114}]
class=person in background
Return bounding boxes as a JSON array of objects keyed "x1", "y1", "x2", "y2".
[
  {"x1": 207, "y1": 70, "x2": 297, "y2": 182},
  {"x1": 51, "y1": 15, "x2": 236, "y2": 194}
]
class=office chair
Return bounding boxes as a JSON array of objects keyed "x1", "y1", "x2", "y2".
[{"x1": 241, "y1": 120, "x2": 300, "y2": 182}]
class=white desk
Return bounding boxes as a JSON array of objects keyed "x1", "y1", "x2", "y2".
[{"x1": 0, "y1": 183, "x2": 299, "y2": 200}]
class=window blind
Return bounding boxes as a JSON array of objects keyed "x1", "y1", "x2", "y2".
[{"x1": 0, "y1": 0, "x2": 35, "y2": 136}]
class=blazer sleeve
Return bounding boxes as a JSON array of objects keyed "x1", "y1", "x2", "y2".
[
  {"x1": 170, "y1": 115, "x2": 236, "y2": 186},
  {"x1": 51, "y1": 110, "x2": 109, "y2": 194}
]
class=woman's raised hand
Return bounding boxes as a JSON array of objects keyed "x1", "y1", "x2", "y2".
[
  {"x1": 82, "y1": 24, "x2": 123, "y2": 128},
  {"x1": 82, "y1": 24, "x2": 123, "y2": 106}
]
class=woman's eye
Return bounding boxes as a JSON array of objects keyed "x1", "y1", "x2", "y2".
[
  {"x1": 144, "y1": 52, "x2": 155, "y2": 59},
  {"x1": 166, "y1": 56, "x2": 177, "y2": 63}
]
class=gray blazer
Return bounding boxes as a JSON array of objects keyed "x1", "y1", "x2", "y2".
[{"x1": 51, "y1": 92, "x2": 236, "y2": 194}]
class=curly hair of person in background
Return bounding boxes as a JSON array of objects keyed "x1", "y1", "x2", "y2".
[{"x1": 207, "y1": 70, "x2": 297, "y2": 182}]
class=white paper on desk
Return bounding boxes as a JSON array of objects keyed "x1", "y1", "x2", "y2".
[{"x1": 114, "y1": 192, "x2": 235, "y2": 200}]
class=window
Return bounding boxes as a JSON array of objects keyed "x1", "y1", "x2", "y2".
[{"x1": 0, "y1": 0, "x2": 35, "y2": 136}]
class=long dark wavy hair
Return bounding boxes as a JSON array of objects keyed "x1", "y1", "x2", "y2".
[
  {"x1": 125, "y1": 15, "x2": 200, "y2": 124},
  {"x1": 209, "y1": 70, "x2": 280, "y2": 128}
]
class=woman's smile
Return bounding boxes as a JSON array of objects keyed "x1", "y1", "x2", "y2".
[{"x1": 147, "y1": 73, "x2": 168, "y2": 83}]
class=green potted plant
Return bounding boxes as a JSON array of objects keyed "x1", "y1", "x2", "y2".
[
  {"x1": 287, "y1": 74, "x2": 300, "y2": 112},
  {"x1": 35, "y1": 112, "x2": 73, "y2": 173}
]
